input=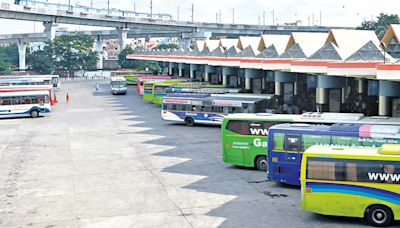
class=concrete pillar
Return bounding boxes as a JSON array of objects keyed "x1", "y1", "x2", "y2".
[
  {"x1": 178, "y1": 63, "x2": 185, "y2": 77},
  {"x1": 316, "y1": 87, "x2": 328, "y2": 104},
  {"x1": 379, "y1": 96, "x2": 390, "y2": 116},
  {"x1": 117, "y1": 28, "x2": 129, "y2": 50},
  {"x1": 245, "y1": 78, "x2": 252, "y2": 90},
  {"x1": 95, "y1": 39, "x2": 104, "y2": 70},
  {"x1": 43, "y1": 22, "x2": 58, "y2": 40},
  {"x1": 168, "y1": 62, "x2": 174, "y2": 76},
  {"x1": 204, "y1": 72, "x2": 209, "y2": 82},
  {"x1": 190, "y1": 64, "x2": 198, "y2": 79},
  {"x1": 17, "y1": 43, "x2": 27, "y2": 71},
  {"x1": 275, "y1": 82, "x2": 282, "y2": 96},
  {"x1": 222, "y1": 74, "x2": 228, "y2": 86}
]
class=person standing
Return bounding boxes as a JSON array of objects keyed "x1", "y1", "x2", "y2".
[{"x1": 66, "y1": 93, "x2": 70, "y2": 104}]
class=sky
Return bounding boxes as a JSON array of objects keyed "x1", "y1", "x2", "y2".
[{"x1": 0, "y1": 0, "x2": 399, "y2": 34}]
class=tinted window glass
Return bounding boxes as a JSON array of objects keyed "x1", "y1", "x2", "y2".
[
  {"x1": 285, "y1": 134, "x2": 301, "y2": 152},
  {"x1": 226, "y1": 120, "x2": 250, "y2": 135}
]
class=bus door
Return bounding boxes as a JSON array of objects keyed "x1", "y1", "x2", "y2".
[{"x1": 284, "y1": 134, "x2": 301, "y2": 162}]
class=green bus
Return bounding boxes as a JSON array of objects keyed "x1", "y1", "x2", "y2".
[
  {"x1": 222, "y1": 112, "x2": 400, "y2": 171},
  {"x1": 111, "y1": 69, "x2": 152, "y2": 85},
  {"x1": 142, "y1": 80, "x2": 183, "y2": 102},
  {"x1": 301, "y1": 144, "x2": 400, "y2": 227}
]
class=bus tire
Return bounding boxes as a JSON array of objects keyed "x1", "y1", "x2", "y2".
[
  {"x1": 185, "y1": 117, "x2": 195, "y2": 126},
  {"x1": 365, "y1": 205, "x2": 393, "y2": 227},
  {"x1": 255, "y1": 156, "x2": 268, "y2": 171},
  {"x1": 30, "y1": 110, "x2": 39, "y2": 118}
]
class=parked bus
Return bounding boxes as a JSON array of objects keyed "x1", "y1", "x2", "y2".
[
  {"x1": 0, "y1": 77, "x2": 52, "y2": 87},
  {"x1": 137, "y1": 75, "x2": 172, "y2": 95},
  {"x1": 268, "y1": 123, "x2": 400, "y2": 186},
  {"x1": 142, "y1": 80, "x2": 184, "y2": 102},
  {"x1": 0, "y1": 75, "x2": 60, "y2": 89},
  {"x1": 0, "y1": 90, "x2": 51, "y2": 118},
  {"x1": 222, "y1": 113, "x2": 400, "y2": 171},
  {"x1": 301, "y1": 144, "x2": 400, "y2": 227},
  {"x1": 111, "y1": 69, "x2": 152, "y2": 85},
  {"x1": 0, "y1": 85, "x2": 57, "y2": 105},
  {"x1": 162, "y1": 95, "x2": 271, "y2": 126},
  {"x1": 152, "y1": 83, "x2": 230, "y2": 105},
  {"x1": 110, "y1": 76, "x2": 127, "y2": 95}
]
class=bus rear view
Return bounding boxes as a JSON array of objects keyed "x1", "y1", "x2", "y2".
[{"x1": 301, "y1": 144, "x2": 400, "y2": 227}]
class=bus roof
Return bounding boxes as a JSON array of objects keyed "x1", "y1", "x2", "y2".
[
  {"x1": 164, "y1": 95, "x2": 267, "y2": 103},
  {"x1": 212, "y1": 93, "x2": 276, "y2": 99},
  {"x1": 224, "y1": 112, "x2": 400, "y2": 126},
  {"x1": 138, "y1": 75, "x2": 171, "y2": 79},
  {"x1": 0, "y1": 90, "x2": 50, "y2": 97},
  {"x1": 110, "y1": 76, "x2": 127, "y2": 81},
  {"x1": 305, "y1": 144, "x2": 400, "y2": 160}
]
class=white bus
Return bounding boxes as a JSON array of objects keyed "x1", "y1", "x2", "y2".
[
  {"x1": 110, "y1": 76, "x2": 127, "y2": 95},
  {"x1": 161, "y1": 95, "x2": 272, "y2": 126},
  {"x1": 0, "y1": 75, "x2": 60, "y2": 89},
  {"x1": 0, "y1": 91, "x2": 51, "y2": 118}
]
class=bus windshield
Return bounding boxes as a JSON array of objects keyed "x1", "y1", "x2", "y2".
[{"x1": 111, "y1": 81, "x2": 127, "y2": 88}]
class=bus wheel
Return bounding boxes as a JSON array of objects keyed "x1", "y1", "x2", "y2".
[
  {"x1": 255, "y1": 156, "x2": 268, "y2": 171},
  {"x1": 30, "y1": 110, "x2": 39, "y2": 118},
  {"x1": 365, "y1": 205, "x2": 393, "y2": 227},
  {"x1": 185, "y1": 117, "x2": 195, "y2": 126}
]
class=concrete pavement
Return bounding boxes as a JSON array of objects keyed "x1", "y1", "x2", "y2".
[{"x1": 0, "y1": 80, "x2": 367, "y2": 227}]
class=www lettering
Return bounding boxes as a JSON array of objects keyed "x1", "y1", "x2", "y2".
[
  {"x1": 249, "y1": 128, "x2": 268, "y2": 135},
  {"x1": 368, "y1": 172, "x2": 400, "y2": 182}
]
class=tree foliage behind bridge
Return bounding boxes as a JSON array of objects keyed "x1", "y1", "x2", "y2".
[
  {"x1": 28, "y1": 34, "x2": 98, "y2": 76},
  {"x1": 118, "y1": 46, "x2": 160, "y2": 74}
]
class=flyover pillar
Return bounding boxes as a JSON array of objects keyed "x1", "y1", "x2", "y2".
[
  {"x1": 43, "y1": 22, "x2": 58, "y2": 40},
  {"x1": 117, "y1": 28, "x2": 129, "y2": 50},
  {"x1": 95, "y1": 39, "x2": 104, "y2": 70},
  {"x1": 17, "y1": 43, "x2": 27, "y2": 71}
]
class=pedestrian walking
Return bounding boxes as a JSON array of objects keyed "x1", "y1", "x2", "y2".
[{"x1": 66, "y1": 93, "x2": 70, "y2": 104}]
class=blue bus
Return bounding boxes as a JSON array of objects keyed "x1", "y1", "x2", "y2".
[{"x1": 267, "y1": 123, "x2": 400, "y2": 186}]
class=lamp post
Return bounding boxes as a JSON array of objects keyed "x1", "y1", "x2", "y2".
[{"x1": 380, "y1": 42, "x2": 387, "y2": 64}]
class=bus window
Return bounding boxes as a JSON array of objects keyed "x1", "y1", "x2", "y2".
[
  {"x1": 307, "y1": 159, "x2": 341, "y2": 181},
  {"x1": 285, "y1": 134, "x2": 301, "y2": 152},
  {"x1": 226, "y1": 120, "x2": 250, "y2": 135},
  {"x1": 212, "y1": 106, "x2": 222, "y2": 113},
  {"x1": 272, "y1": 133, "x2": 285, "y2": 150},
  {"x1": 203, "y1": 106, "x2": 212, "y2": 112},
  {"x1": 302, "y1": 134, "x2": 331, "y2": 151}
]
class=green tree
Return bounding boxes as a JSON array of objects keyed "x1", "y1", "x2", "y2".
[
  {"x1": 358, "y1": 13, "x2": 400, "y2": 39},
  {"x1": 49, "y1": 34, "x2": 97, "y2": 77},
  {"x1": 27, "y1": 49, "x2": 54, "y2": 74},
  {"x1": 0, "y1": 53, "x2": 12, "y2": 75},
  {"x1": 0, "y1": 44, "x2": 19, "y2": 66},
  {"x1": 118, "y1": 46, "x2": 160, "y2": 74},
  {"x1": 27, "y1": 34, "x2": 98, "y2": 76},
  {"x1": 156, "y1": 43, "x2": 179, "y2": 50}
]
